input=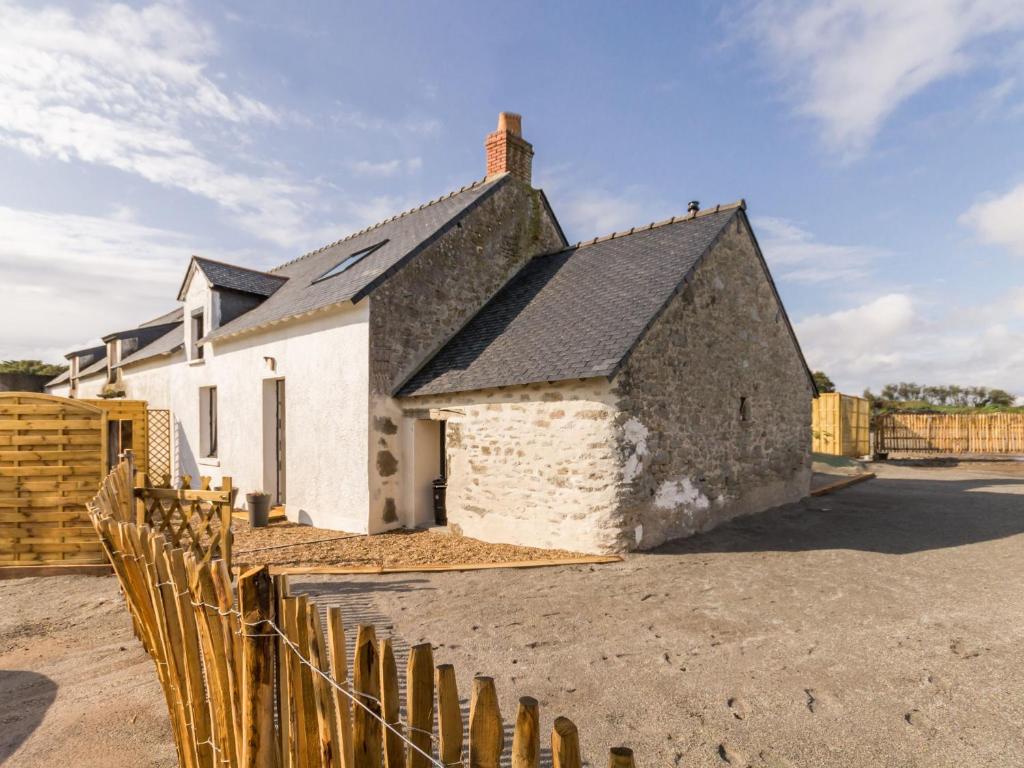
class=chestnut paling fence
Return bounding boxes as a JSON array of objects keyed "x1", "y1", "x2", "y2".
[
  {"x1": 874, "y1": 412, "x2": 1024, "y2": 454},
  {"x1": 88, "y1": 461, "x2": 639, "y2": 768}
]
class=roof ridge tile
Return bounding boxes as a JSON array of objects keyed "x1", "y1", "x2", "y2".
[{"x1": 570, "y1": 200, "x2": 745, "y2": 250}]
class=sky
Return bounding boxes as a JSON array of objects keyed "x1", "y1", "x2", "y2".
[{"x1": 1, "y1": 0, "x2": 1024, "y2": 396}]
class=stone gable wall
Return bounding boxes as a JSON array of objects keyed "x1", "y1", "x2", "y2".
[
  {"x1": 611, "y1": 212, "x2": 813, "y2": 550},
  {"x1": 367, "y1": 179, "x2": 566, "y2": 531}
]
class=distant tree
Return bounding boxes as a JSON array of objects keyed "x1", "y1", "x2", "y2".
[
  {"x1": 0, "y1": 359, "x2": 67, "y2": 377},
  {"x1": 812, "y1": 370, "x2": 836, "y2": 393},
  {"x1": 870, "y1": 382, "x2": 1017, "y2": 409},
  {"x1": 985, "y1": 389, "x2": 1015, "y2": 408}
]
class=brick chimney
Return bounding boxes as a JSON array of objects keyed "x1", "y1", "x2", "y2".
[{"x1": 485, "y1": 112, "x2": 533, "y2": 185}]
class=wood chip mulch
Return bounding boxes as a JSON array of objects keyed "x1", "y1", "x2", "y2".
[{"x1": 230, "y1": 519, "x2": 593, "y2": 569}]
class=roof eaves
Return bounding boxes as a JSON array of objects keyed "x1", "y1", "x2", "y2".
[
  {"x1": 64, "y1": 344, "x2": 106, "y2": 361},
  {"x1": 118, "y1": 341, "x2": 184, "y2": 369},
  {"x1": 200, "y1": 298, "x2": 361, "y2": 345},
  {"x1": 102, "y1": 321, "x2": 180, "y2": 344}
]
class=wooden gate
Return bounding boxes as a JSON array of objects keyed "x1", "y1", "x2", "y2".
[
  {"x1": 81, "y1": 399, "x2": 149, "y2": 476},
  {"x1": 0, "y1": 392, "x2": 107, "y2": 568},
  {"x1": 812, "y1": 393, "x2": 870, "y2": 457}
]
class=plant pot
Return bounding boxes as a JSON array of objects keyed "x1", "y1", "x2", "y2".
[{"x1": 246, "y1": 493, "x2": 272, "y2": 528}]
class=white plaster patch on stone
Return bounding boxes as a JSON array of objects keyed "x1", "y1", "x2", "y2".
[
  {"x1": 713, "y1": 275, "x2": 725, "y2": 290},
  {"x1": 622, "y1": 417, "x2": 649, "y2": 482},
  {"x1": 654, "y1": 477, "x2": 710, "y2": 512},
  {"x1": 634, "y1": 524, "x2": 643, "y2": 546}
]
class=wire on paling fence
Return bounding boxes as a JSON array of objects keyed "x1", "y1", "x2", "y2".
[{"x1": 192, "y1": 598, "x2": 459, "y2": 768}]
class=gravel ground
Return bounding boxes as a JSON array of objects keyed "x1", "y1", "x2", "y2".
[
  {"x1": 231, "y1": 523, "x2": 592, "y2": 568},
  {"x1": 2, "y1": 459, "x2": 1022, "y2": 767}
]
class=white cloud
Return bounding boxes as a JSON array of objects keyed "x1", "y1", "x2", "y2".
[
  {"x1": 742, "y1": 0, "x2": 1024, "y2": 156},
  {"x1": 332, "y1": 107, "x2": 442, "y2": 137},
  {"x1": 536, "y1": 164, "x2": 672, "y2": 240},
  {"x1": 755, "y1": 216, "x2": 882, "y2": 282},
  {"x1": 961, "y1": 182, "x2": 1024, "y2": 254},
  {"x1": 0, "y1": 1, "x2": 314, "y2": 245},
  {"x1": 795, "y1": 292, "x2": 1024, "y2": 394},
  {"x1": 351, "y1": 157, "x2": 424, "y2": 178},
  {"x1": 0, "y1": 204, "x2": 215, "y2": 361}
]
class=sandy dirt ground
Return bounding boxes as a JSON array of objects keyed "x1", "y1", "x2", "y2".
[{"x1": 3, "y1": 459, "x2": 1023, "y2": 767}]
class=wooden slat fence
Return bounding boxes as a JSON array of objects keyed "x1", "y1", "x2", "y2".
[
  {"x1": 0, "y1": 392, "x2": 107, "y2": 566},
  {"x1": 812, "y1": 393, "x2": 870, "y2": 457},
  {"x1": 89, "y1": 462, "x2": 639, "y2": 768},
  {"x1": 875, "y1": 412, "x2": 1024, "y2": 454}
]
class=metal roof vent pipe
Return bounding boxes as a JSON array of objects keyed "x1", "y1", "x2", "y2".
[{"x1": 687, "y1": 200, "x2": 700, "y2": 215}]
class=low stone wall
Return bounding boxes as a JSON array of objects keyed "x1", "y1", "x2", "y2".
[{"x1": 402, "y1": 380, "x2": 625, "y2": 553}]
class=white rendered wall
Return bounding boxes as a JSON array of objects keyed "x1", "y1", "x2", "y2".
[
  {"x1": 119, "y1": 292, "x2": 371, "y2": 532},
  {"x1": 76, "y1": 374, "x2": 106, "y2": 399}
]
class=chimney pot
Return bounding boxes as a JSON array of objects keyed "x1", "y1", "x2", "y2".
[
  {"x1": 497, "y1": 111, "x2": 522, "y2": 136},
  {"x1": 485, "y1": 112, "x2": 533, "y2": 185}
]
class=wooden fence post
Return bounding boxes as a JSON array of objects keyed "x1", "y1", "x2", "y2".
[
  {"x1": 238, "y1": 565, "x2": 278, "y2": 768},
  {"x1": 406, "y1": 643, "x2": 434, "y2": 768},
  {"x1": 469, "y1": 676, "x2": 503, "y2": 768},
  {"x1": 353, "y1": 625, "x2": 382, "y2": 768},
  {"x1": 552, "y1": 717, "x2": 581, "y2": 768},
  {"x1": 379, "y1": 638, "x2": 405, "y2": 768},
  {"x1": 436, "y1": 664, "x2": 463, "y2": 768},
  {"x1": 327, "y1": 607, "x2": 355, "y2": 768},
  {"x1": 308, "y1": 605, "x2": 343, "y2": 768},
  {"x1": 608, "y1": 747, "x2": 635, "y2": 768},
  {"x1": 512, "y1": 697, "x2": 540, "y2": 768}
]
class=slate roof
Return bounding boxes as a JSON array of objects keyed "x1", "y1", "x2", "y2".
[
  {"x1": 78, "y1": 355, "x2": 108, "y2": 378},
  {"x1": 203, "y1": 175, "x2": 507, "y2": 342},
  {"x1": 186, "y1": 258, "x2": 288, "y2": 299},
  {"x1": 118, "y1": 325, "x2": 183, "y2": 368},
  {"x1": 46, "y1": 369, "x2": 71, "y2": 387},
  {"x1": 64, "y1": 344, "x2": 105, "y2": 362},
  {"x1": 399, "y1": 204, "x2": 744, "y2": 397},
  {"x1": 139, "y1": 307, "x2": 184, "y2": 327}
]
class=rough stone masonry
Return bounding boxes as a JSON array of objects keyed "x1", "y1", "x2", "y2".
[{"x1": 405, "y1": 211, "x2": 813, "y2": 553}]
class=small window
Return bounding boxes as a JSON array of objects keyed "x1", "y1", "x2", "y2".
[
  {"x1": 200, "y1": 386, "x2": 218, "y2": 458},
  {"x1": 312, "y1": 241, "x2": 387, "y2": 283},
  {"x1": 739, "y1": 396, "x2": 750, "y2": 422},
  {"x1": 191, "y1": 310, "x2": 205, "y2": 360}
]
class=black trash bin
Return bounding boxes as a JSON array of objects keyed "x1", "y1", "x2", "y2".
[{"x1": 432, "y1": 478, "x2": 447, "y2": 526}]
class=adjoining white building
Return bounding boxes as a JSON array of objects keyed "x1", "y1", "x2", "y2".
[{"x1": 47, "y1": 114, "x2": 815, "y2": 552}]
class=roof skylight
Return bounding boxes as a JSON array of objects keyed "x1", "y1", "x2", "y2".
[{"x1": 312, "y1": 241, "x2": 387, "y2": 283}]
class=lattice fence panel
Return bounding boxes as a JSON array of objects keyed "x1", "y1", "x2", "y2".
[{"x1": 147, "y1": 408, "x2": 172, "y2": 482}]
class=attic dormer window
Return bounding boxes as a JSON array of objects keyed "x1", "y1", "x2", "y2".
[{"x1": 312, "y1": 241, "x2": 387, "y2": 284}]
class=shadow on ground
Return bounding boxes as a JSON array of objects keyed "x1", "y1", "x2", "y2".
[
  {"x1": 0, "y1": 670, "x2": 57, "y2": 762},
  {"x1": 651, "y1": 475, "x2": 1024, "y2": 557}
]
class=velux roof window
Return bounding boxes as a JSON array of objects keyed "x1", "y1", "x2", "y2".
[{"x1": 312, "y1": 240, "x2": 387, "y2": 283}]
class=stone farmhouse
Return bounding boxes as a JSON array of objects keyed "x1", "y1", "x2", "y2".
[{"x1": 46, "y1": 113, "x2": 815, "y2": 553}]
